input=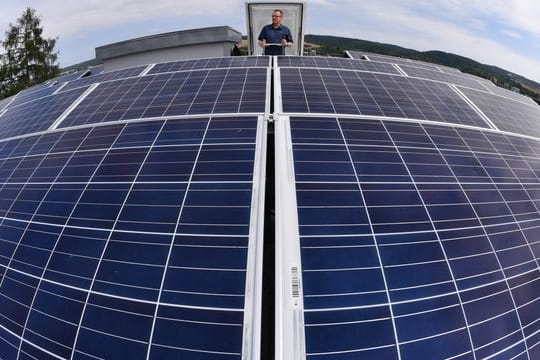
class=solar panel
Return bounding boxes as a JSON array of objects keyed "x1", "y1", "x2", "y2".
[
  {"x1": 276, "y1": 115, "x2": 540, "y2": 359},
  {"x1": 0, "y1": 97, "x2": 11, "y2": 112},
  {"x1": 0, "y1": 87, "x2": 89, "y2": 139},
  {"x1": 52, "y1": 70, "x2": 90, "y2": 84},
  {"x1": 279, "y1": 68, "x2": 489, "y2": 128},
  {"x1": 399, "y1": 64, "x2": 487, "y2": 91},
  {"x1": 489, "y1": 86, "x2": 539, "y2": 106},
  {"x1": 347, "y1": 50, "x2": 443, "y2": 72},
  {"x1": 59, "y1": 67, "x2": 269, "y2": 129},
  {"x1": 6, "y1": 84, "x2": 61, "y2": 109},
  {"x1": 0, "y1": 115, "x2": 266, "y2": 359},
  {"x1": 458, "y1": 86, "x2": 540, "y2": 138},
  {"x1": 61, "y1": 65, "x2": 147, "y2": 92},
  {"x1": 277, "y1": 56, "x2": 400, "y2": 74},
  {"x1": 149, "y1": 56, "x2": 271, "y2": 74}
]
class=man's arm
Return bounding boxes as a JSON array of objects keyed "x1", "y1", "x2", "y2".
[
  {"x1": 258, "y1": 26, "x2": 266, "y2": 48},
  {"x1": 281, "y1": 37, "x2": 292, "y2": 48},
  {"x1": 281, "y1": 29, "x2": 293, "y2": 48}
]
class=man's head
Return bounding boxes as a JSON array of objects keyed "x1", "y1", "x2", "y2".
[{"x1": 272, "y1": 9, "x2": 283, "y2": 27}]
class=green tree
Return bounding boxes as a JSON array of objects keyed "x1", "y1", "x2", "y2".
[{"x1": 0, "y1": 7, "x2": 59, "y2": 99}]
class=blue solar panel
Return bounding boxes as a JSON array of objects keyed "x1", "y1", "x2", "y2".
[
  {"x1": 489, "y1": 86, "x2": 538, "y2": 106},
  {"x1": 1, "y1": 50, "x2": 539, "y2": 360},
  {"x1": 458, "y1": 86, "x2": 540, "y2": 138},
  {"x1": 149, "y1": 56, "x2": 270, "y2": 74},
  {"x1": 347, "y1": 50, "x2": 447, "y2": 72},
  {"x1": 0, "y1": 87, "x2": 89, "y2": 139},
  {"x1": 61, "y1": 65, "x2": 147, "y2": 92},
  {"x1": 6, "y1": 84, "x2": 60, "y2": 109},
  {"x1": 281, "y1": 115, "x2": 540, "y2": 359},
  {"x1": 0, "y1": 114, "x2": 264, "y2": 359},
  {"x1": 0, "y1": 97, "x2": 11, "y2": 112},
  {"x1": 399, "y1": 65, "x2": 487, "y2": 91},
  {"x1": 60, "y1": 68, "x2": 268, "y2": 128},
  {"x1": 277, "y1": 56, "x2": 401, "y2": 74},
  {"x1": 52, "y1": 70, "x2": 89, "y2": 84},
  {"x1": 280, "y1": 68, "x2": 489, "y2": 128}
]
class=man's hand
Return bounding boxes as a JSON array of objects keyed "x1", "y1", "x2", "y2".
[
  {"x1": 258, "y1": 39, "x2": 266, "y2": 48},
  {"x1": 281, "y1": 38, "x2": 289, "y2": 47}
]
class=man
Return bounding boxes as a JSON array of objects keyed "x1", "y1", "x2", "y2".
[{"x1": 258, "y1": 9, "x2": 293, "y2": 55}]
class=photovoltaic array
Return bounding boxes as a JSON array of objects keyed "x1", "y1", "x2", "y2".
[{"x1": 0, "y1": 50, "x2": 539, "y2": 360}]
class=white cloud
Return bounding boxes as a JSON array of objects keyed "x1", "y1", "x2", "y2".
[
  {"x1": 1, "y1": 0, "x2": 539, "y2": 81},
  {"x1": 38, "y1": 0, "x2": 243, "y2": 36},
  {"x1": 310, "y1": 0, "x2": 540, "y2": 82}
]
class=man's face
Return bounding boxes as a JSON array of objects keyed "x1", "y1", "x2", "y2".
[{"x1": 272, "y1": 11, "x2": 282, "y2": 26}]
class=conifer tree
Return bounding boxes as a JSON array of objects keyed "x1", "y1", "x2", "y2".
[{"x1": 0, "y1": 7, "x2": 59, "y2": 98}]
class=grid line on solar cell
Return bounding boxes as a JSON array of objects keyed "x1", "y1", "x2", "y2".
[
  {"x1": 280, "y1": 68, "x2": 489, "y2": 129},
  {"x1": 149, "y1": 56, "x2": 270, "y2": 74},
  {"x1": 60, "y1": 68, "x2": 268, "y2": 129},
  {"x1": 289, "y1": 116, "x2": 540, "y2": 359},
  {"x1": 458, "y1": 87, "x2": 540, "y2": 139}
]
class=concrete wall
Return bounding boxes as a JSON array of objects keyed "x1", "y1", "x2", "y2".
[{"x1": 96, "y1": 26, "x2": 242, "y2": 71}]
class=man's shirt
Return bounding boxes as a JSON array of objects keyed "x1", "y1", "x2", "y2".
[{"x1": 258, "y1": 24, "x2": 293, "y2": 55}]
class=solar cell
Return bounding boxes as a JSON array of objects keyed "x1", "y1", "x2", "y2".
[
  {"x1": 458, "y1": 86, "x2": 540, "y2": 139},
  {"x1": 0, "y1": 115, "x2": 265, "y2": 359},
  {"x1": 279, "y1": 68, "x2": 489, "y2": 128},
  {"x1": 60, "y1": 68, "x2": 269, "y2": 128},
  {"x1": 277, "y1": 115, "x2": 540, "y2": 359}
]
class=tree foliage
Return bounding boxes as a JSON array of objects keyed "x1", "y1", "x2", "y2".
[{"x1": 0, "y1": 7, "x2": 59, "y2": 99}]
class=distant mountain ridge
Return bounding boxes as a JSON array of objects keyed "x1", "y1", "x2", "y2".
[{"x1": 305, "y1": 34, "x2": 540, "y2": 105}]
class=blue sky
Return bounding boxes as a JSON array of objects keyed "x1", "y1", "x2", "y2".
[{"x1": 1, "y1": 0, "x2": 539, "y2": 82}]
